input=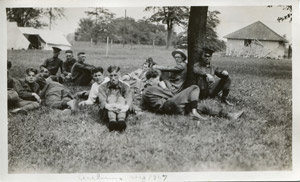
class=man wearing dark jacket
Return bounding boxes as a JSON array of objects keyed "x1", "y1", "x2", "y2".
[
  {"x1": 193, "y1": 47, "x2": 233, "y2": 105},
  {"x1": 63, "y1": 50, "x2": 76, "y2": 79},
  {"x1": 71, "y1": 52, "x2": 96, "y2": 86},
  {"x1": 11, "y1": 68, "x2": 42, "y2": 114},
  {"x1": 41, "y1": 47, "x2": 63, "y2": 76}
]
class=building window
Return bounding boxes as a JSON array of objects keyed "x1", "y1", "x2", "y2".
[{"x1": 244, "y1": 39, "x2": 252, "y2": 47}]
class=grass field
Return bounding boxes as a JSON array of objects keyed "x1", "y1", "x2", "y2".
[{"x1": 7, "y1": 42, "x2": 292, "y2": 173}]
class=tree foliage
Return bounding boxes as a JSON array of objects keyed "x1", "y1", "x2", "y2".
[
  {"x1": 82, "y1": 8, "x2": 115, "y2": 44},
  {"x1": 268, "y1": 5, "x2": 292, "y2": 22},
  {"x1": 43, "y1": 8, "x2": 65, "y2": 30},
  {"x1": 145, "y1": 6, "x2": 190, "y2": 49},
  {"x1": 6, "y1": 8, "x2": 46, "y2": 28},
  {"x1": 75, "y1": 16, "x2": 167, "y2": 45},
  {"x1": 175, "y1": 10, "x2": 226, "y2": 51},
  {"x1": 6, "y1": 8, "x2": 65, "y2": 29}
]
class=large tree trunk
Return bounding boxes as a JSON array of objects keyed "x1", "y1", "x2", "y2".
[{"x1": 185, "y1": 6, "x2": 208, "y2": 87}]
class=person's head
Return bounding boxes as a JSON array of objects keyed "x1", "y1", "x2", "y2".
[
  {"x1": 143, "y1": 57, "x2": 157, "y2": 70},
  {"x1": 25, "y1": 67, "x2": 38, "y2": 84},
  {"x1": 52, "y1": 47, "x2": 61, "y2": 58},
  {"x1": 172, "y1": 49, "x2": 187, "y2": 64},
  {"x1": 107, "y1": 66, "x2": 121, "y2": 85},
  {"x1": 77, "y1": 52, "x2": 86, "y2": 63},
  {"x1": 92, "y1": 67, "x2": 104, "y2": 84},
  {"x1": 65, "y1": 50, "x2": 73, "y2": 60},
  {"x1": 201, "y1": 47, "x2": 214, "y2": 64},
  {"x1": 145, "y1": 69, "x2": 160, "y2": 86},
  {"x1": 39, "y1": 66, "x2": 50, "y2": 78}
]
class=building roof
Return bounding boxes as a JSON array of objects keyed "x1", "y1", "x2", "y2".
[
  {"x1": 19, "y1": 27, "x2": 71, "y2": 47},
  {"x1": 224, "y1": 21, "x2": 288, "y2": 43}
]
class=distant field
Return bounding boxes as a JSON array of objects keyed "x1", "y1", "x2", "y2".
[{"x1": 7, "y1": 42, "x2": 292, "y2": 173}]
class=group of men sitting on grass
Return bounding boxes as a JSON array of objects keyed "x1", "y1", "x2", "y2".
[{"x1": 7, "y1": 46, "x2": 244, "y2": 132}]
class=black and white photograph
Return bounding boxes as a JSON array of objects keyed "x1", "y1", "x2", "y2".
[{"x1": 1, "y1": 0, "x2": 299, "y2": 181}]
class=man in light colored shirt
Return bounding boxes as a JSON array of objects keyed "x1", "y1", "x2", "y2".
[{"x1": 78, "y1": 67, "x2": 109, "y2": 106}]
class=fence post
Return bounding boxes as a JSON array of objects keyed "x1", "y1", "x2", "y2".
[{"x1": 106, "y1": 37, "x2": 109, "y2": 57}]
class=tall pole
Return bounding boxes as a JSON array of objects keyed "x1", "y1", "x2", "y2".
[{"x1": 123, "y1": 9, "x2": 127, "y2": 48}]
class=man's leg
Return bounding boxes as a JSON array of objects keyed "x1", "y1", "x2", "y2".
[
  {"x1": 7, "y1": 89, "x2": 19, "y2": 109},
  {"x1": 209, "y1": 77, "x2": 232, "y2": 105},
  {"x1": 11, "y1": 99, "x2": 39, "y2": 114},
  {"x1": 162, "y1": 85, "x2": 207, "y2": 120},
  {"x1": 77, "y1": 71, "x2": 93, "y2": 86},
  {"x1": 197, "y1": 103, "x2": 244, "y2": 121},
  {"x1": 116, "y1": 96, "x2": 127, "y2": 132}
]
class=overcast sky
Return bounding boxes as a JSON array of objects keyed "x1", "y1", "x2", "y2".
[{"x1": 44, "y1": 6, "x2": 292, "y2": 42}]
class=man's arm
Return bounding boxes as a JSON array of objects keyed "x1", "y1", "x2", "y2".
[
  {"x1": 193, "y1": 62, "x2": 207, "y2": 76},
  {"x1": 215, "y1": 67, "x2": 229, "y2": 78},
  {"x1": 154, "y1": 63, "x2": 185, "y2": 72},
  {"x1": 14, "y1": 80, "x2": 36, "y2": 101},
  {"x1": 98, "y1": 85, "x2": 107, "y2": 109}
]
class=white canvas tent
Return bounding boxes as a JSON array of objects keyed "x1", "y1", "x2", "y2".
[
  {"x1": 19, "y1": 27, "x2": 71, "y2": 50},
  {"x1": 7, "y1": 22, "x2": 30, "y2": 50}
]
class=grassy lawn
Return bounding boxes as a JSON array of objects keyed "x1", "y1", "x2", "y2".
[{"x1": 7, "y1": 42, "x2": 292, "y2": 173}]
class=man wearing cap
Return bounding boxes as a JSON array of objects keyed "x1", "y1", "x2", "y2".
[
  {"x1": 71, "y1": 52, "x2": 96, "y2": 86},
  {"x1": 193, "y1": 47, "x2": 233, "y2": 105},
  {"x1": 41, "y1": 47, "x2": 63, "y2": 76},
  {"x1": 63, "y1": 50, "x2": 76, "y2": 80},
  {"x1": 153, "y1": 49, "x2": 187, "y2": 94}
]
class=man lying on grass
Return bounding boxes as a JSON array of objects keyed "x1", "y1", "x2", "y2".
[
  {"x1": 35, "y1": 67, "x2": 78, "y2": 115},
  {"x1": 10, "y1": 68, "x2": 42, "y2": 115},
  {"x1": 141, "y1": 69, "x2": 244, "y2": 121},
  {"x1": 98, "y1": 66, "x2": 133, "y2": 132}
]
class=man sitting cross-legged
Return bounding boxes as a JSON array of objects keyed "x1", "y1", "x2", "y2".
[
  {"x1": 98, "y1": 66, "x2": 133, "y2": 132},
  {"x1": 141, "y1": 69, "x2": 244, "y2": 121}
]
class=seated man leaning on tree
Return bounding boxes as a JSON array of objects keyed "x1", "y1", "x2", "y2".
[
  {"x1": 193, "y1": 47, "x2": 233, "y2": 105},
  {"x1": 71, "y1": 52, "x2": 96, "y2": 86},
  {"x1": 152, "y1": 49, "x2": 187, "y2": 94},
  {"x1": 98, "y1": 66, "x2": 133, "y2": 132},
  {"x1": 10, "y1": 68, "x2": 42, "y2": 115},
  {"x1": 141, "y1": 69, "x2": 244, "y2": 121}
]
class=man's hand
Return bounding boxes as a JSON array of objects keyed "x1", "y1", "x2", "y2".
[
  {"x1": 105, "y1": 103, "x2": 119, "y2": 111},
  {"x1": 32, "y1": 93, "x2": 41, "y2": 103},
  {"x1": 206, "y1": 74, "x2": 215, "y2": 84},
  {"x1": 222, "y1": 70, "x2": 229, "y2": 76},
  {"x1": 78, "y1": 101, "x2": 86, "y2": 107},
  {"x1": 119, "y1": 104, "x2": 130, "y2": 112}
]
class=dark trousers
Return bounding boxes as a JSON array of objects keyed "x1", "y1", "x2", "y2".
[
  {"x1": 162, "y1": 85, "x2": 199, "y2": 115},
  {"x1": 198, "y1": 77, "x2": 231, "y2": 100},
  {"x1": 75, "y1": 71, "x2": 92, "y2": 86}
]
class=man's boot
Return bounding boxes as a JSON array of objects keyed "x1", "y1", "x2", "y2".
[
  {"x1": 227, "y1": 110, "x2": 244, "y2": 121},
  {"x1": 221, "y1": 89, "x2": 233, "y2": 106}
]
